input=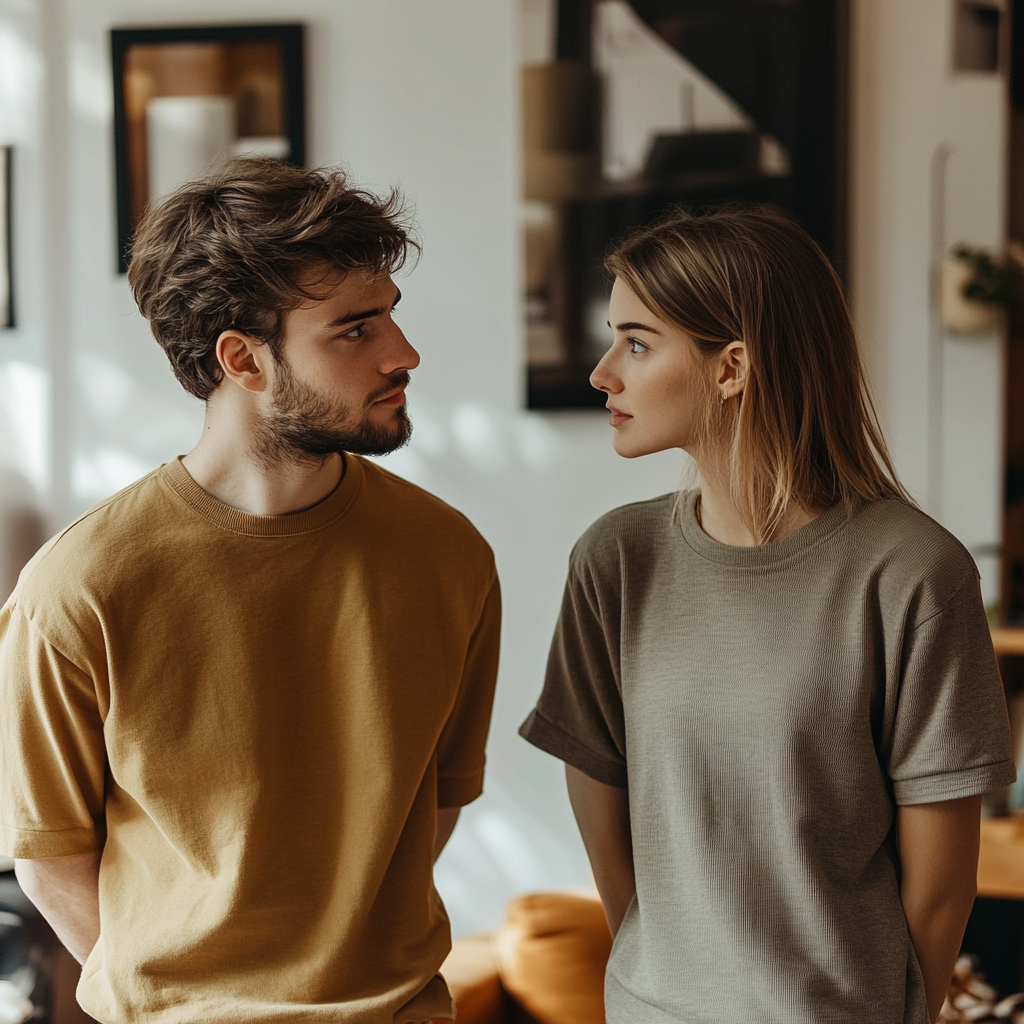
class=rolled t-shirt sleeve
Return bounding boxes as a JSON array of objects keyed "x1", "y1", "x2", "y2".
[
  {"x1": 887, "y1": 573, "x2": 1016, "y2": 805},
  {"x1": 0, "y1": 602, "x2": 107, "y2": 858},
  {"x1": 520, "y1": 555, "x2": 627, "y2": 788},
  {"x1": 435, "y1": 572, "x2": 501, "y2": 808}
]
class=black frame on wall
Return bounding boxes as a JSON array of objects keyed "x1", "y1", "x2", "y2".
[
  {"x1": 524, "y1": 0, "x2": 850, "y2": 410},
  {"x1": 111, "y1": 23, "x2": 306, "y2": 273}
]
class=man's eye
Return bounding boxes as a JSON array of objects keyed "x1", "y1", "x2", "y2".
[{"x1": 342, "y1": 324, "x2": 366, "y2": 338}]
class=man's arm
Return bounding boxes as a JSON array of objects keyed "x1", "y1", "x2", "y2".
[
  {"x1": 15, "y1": 851, "x2": 102, "y2": 965},
  {"x1": 898, "y1": 795, "x2": 981, "y2": 1024},
  {"x1": 434, "y1": 807, "x2": 460, "y2": 862},
  {"x1": 566, "y1": 765, "x2": 635, "y2": 934}
]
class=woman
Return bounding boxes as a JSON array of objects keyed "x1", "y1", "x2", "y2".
[{"x1": 520, "y1": 208, "x2": 1016, "y2": 1024}]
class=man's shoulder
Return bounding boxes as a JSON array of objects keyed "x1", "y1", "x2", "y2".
[
  {"x1": 14, "y1": 468, "x2": 168, "y2": 611},
  {"x1": 354, "y1": 457, "x2": 494, "y2": 563}
]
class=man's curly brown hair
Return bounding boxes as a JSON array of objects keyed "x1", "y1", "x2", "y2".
[{"x1": 127, "y1": 158, "x2": 417, "y2": 400}]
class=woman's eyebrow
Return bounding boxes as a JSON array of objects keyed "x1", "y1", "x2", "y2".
[{"x1": 612, "y1": 320, "x2": 662, "y2": 334}]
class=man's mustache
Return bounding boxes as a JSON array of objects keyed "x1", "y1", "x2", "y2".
[{"x1": 365, "y1": 371, "x2": 411, "y2": 407}]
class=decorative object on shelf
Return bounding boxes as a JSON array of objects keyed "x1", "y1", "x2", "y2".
[
  {"x1": 939, "y1": 244, "x2": 1022, "y2": 334},
  {"x1": 0, "y1": 147, "x2": 12, "y2": 329},
  {"x1": 111, "y1": 23, "x2": 305, "y2": 273},
  {"x1": 520, "y1": 0, "x2": 848, "y2": 410}
]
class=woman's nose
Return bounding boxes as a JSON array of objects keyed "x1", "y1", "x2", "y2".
[{"x1": 590, "y1": 351, "x2": 620, "y2": 394}]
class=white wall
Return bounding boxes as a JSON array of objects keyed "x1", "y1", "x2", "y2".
[
  {"x1": 0, "y1": 0, "x2": 49, "y2": 560},
  {"x1": 0, "y1": 0, "x2": 1009, "y2": 937},
  {"x1": 851, "y1": 0, "x2": 1006, "y2": 600}
]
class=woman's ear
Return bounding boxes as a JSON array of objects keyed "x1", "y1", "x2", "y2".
[
  {"x1": 215, "y1": 330, "x2": 270, "y2": 393},
  {"x1": 717, "y1": 341, "x2": 749, "y2": 401}
]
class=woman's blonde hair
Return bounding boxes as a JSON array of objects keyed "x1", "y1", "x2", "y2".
[{"x1": 605, "y1": 206, "x2": 910, "y2": 542}]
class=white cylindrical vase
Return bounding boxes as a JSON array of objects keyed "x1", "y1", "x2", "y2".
[{"x1": 146, "y1": 95, "x2": 237, "y2": 206}]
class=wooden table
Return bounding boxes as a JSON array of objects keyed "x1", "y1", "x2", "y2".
[
  {"x1": 977, "y1": 629, "x2": 1024, "y2": 897},
  {"x1": 978, "y1": 814, "x2": 1024, "y2": 899},
  {"x1": 974, "y1": 626, "x2": 1024, "y2": 901}
]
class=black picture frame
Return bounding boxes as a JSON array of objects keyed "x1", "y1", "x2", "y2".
[
  {"x1": 111, "y1": 23, "x2": 306, "y2": 273},
  {"x1": 0, "y1": 146, "x2": 12, "y2": 329},
  {"x1": 523, "y1": 0, "x2": 849, "y2": 410}
]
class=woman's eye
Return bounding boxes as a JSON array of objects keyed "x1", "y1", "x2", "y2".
[{"x1": 627, "y1": 338, "x2": 648, "y2": 354}]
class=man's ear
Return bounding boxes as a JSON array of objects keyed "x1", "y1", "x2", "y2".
[
  {"x1": 717, "y1": 340, "x2": 749, "y2": 401},
  {"x1": 215, "y1": 330, "x2": 270, "y2": 393}
]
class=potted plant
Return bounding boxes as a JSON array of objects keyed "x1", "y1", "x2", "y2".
[{"x1": 939, "y1": 244, "x2": 1023, "y2": 334}]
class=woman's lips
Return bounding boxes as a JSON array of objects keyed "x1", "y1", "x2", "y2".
[{"x1": 607, "y1": 405, "x2": 632, "y2": 427}]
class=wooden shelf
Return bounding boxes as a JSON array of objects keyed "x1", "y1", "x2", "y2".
[{"x1": 991, "y1": 626, "x2": 1024, "y2": 657}]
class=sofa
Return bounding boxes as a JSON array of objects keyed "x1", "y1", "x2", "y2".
[{"x1": 440, "y1": 891, "x2": 610, "y2": 1024}]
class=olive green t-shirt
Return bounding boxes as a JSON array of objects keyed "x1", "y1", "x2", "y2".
[
  {"x1": 521, "y1": 491, "x2": 1015, "y2": 1024},
  {"x1": 0, "y1": 454, "x2": 500, "y2": 1024}
]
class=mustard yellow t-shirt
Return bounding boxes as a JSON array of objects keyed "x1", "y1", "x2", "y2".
[{"x1": 0, "y1": 455, "x2": 500, "y2": 1024}]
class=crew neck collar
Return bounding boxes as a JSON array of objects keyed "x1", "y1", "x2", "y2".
[
  {"x1": 161, "y1": 454, "x2": 363, "y2": 537},
  {"x1": 678, "y1": 489, "x2": 857, "y2": 567}
]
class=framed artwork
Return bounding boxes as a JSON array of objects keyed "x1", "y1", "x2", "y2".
[
  {"x1": 521, "y1": 0, "x2": 849, "y2": 409},
  {"x1": 111, "y1": 23, "x2": 306, "y2": 272},
  {"x1": 1, "y1": 146, "x2": 12, "y2": 329},
  {"x1": 952, "y1": 1, "x2": 1003, "y2": 73}
]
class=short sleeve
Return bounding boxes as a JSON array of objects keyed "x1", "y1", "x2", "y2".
[
  {"x1": 435, "y1": 573, "x2": 501, "y2": 808},
  {"x1": 886, "y1": 575, "x2": 1016, "y2": 804},
  {"x1": 0, "y1": 602, "x2": 107, "y2": 858},
  {"x1": 519, "y1": 560, "x2": 627, "y2": 788}
]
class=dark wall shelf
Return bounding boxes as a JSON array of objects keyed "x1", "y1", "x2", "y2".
[{"x1": 524, "y1": 0, "x2": 849, "y2": 411}]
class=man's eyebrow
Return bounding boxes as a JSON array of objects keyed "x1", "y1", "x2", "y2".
[
  {"x1": 612, "y1": 320, "x2": 662, "y2": 335},
  {"x1": 326, "y1": 288, "x2": 402, "y2": 328}
]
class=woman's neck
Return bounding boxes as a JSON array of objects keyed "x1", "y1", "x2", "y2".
[{"x1": 695, "y1": 474, "x2": 817, "y2": 547}]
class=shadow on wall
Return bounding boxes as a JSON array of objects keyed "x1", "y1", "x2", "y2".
[{"x1": 0, "y1": 470, "x2": 45, "y2": 601}]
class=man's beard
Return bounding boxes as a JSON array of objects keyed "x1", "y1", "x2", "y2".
[{"x1": 255, "y1": 362, "x2": 412, "y2": 464}]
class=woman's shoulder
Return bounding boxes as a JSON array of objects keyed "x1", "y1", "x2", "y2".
[
  {"x1": 846, "y1": 497, "x2": 982, "y2": 617},
  {"x1": 569, "y1": 491, "x2": 680, "y2": 571},
  {"x1": 850, "y1": 498, "x2": 974, "y2": 569}
]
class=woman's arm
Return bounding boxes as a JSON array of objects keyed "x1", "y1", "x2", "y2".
[
  {"x1": 15, "y1": 851, "x2": 102, "y2": 964},
  {"x1": 897, "y1": 794, "x2": 981, "y2": 1024},
  {"x1": 566, "y1": 764, "x2": 636, "y2": 935}
]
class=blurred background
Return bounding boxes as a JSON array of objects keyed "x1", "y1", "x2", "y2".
[{"x1": 0, "y1": 0, "x2": 1023, "y2": 1016}]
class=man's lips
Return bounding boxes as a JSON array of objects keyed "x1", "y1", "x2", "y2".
[
  {"x1": 367, "y1": 372, "x2": 411, "y2": 407},
  {"x1": 607, "y1": 405, "x2": 632, "y2": 427}
]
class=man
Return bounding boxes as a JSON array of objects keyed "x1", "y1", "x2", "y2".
[{"x1": 0, "y1": 159, "x2": 501, "y2": 1024}]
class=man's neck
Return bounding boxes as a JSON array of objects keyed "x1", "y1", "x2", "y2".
[{"x1": 182, "y1": 405, "x2": 344, "y2": 517}]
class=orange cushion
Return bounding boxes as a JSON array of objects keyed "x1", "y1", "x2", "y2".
[
  {"x1": 494, "y1": 892, "x2": 612, "y2": 1024},
  {"x1": 440, "y1": 933, "x2": 505, "y2": 1024}
]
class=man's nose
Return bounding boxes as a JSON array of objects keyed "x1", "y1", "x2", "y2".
[{"x1": 387, "y1": 326, "x2": 420, "y2": 372}]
